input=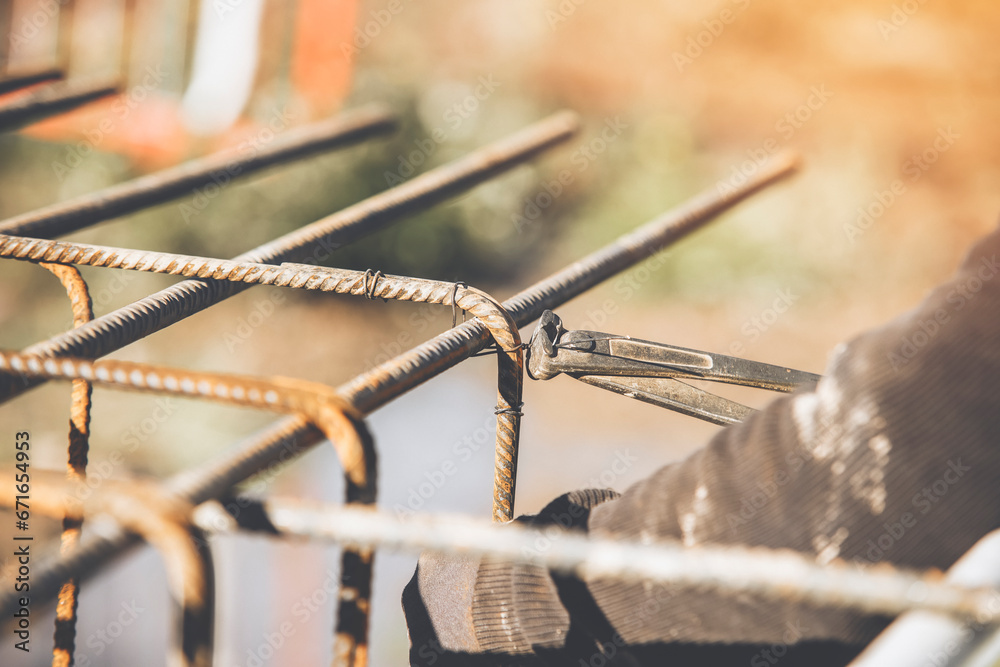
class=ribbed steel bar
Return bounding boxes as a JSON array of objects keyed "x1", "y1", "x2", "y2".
[
  {"x1": 204, "y1": 498, "x2": 1000, "y2": 625},
  {"x1": 0, "y1": 347, "x2": 380, "y2": 663},
  {"x1": 5, "y1": 149, "x2": 797, "y2": 613},
  {"x1": 38, "y1": 262, "x2": 94, "y2": 667},
  {"x1": 2, "y1": 472, "x2": 216, "y2": 667},
  {"x1": 0, "y1": 68, "x2": 64, "y2": 96},
  {"x1": 0, "y1": 236, "x2": 524, "y2": 527},
  {"x1": 0, "y1": 105, "x2": 398, "y2": 238},
  {"x1": 0, "y1": 110, "x2": 579, "y2": 404},
  {"x1": 0, "y1": 77, "x2": 120, "y2": 134}
]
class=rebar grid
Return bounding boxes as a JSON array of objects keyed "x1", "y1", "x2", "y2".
[
  {"x1": 0, "y1": 151, "x2": 802, "y2": 636},
  {"x1": 1, "y1": 472, "x2": 215, "y2": 667},
  {"x1": 0, "y1": 110, "x2": 580, "y2": 405},
  {"x1": 0, "y1": 346, "x2": 379, "y2": 665},
  {"x1": 37, "y1": 263, "x2": 94, "y2": 667},
  {"x1": 0, "y1": 235, "x2": 525, "y2": 522}
]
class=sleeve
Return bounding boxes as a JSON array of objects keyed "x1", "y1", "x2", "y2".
[{"x1": 403, "y1": 223, "x2": 1000, "y2": 666}]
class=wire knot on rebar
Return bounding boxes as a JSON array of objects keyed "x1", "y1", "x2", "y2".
[
  {"x1": 360, "y1": 269, "x2": 386, "y2": 302},
  {"x1": 451, "y1": 280, "x2": 468, "y2": 327},
  {"x1": 494, "y1": 402, "x2": 524, "y2": 418}
]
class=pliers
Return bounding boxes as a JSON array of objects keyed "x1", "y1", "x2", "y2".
[{"x1": 525, "y1": 310, "x2": 821, "y2": 426}]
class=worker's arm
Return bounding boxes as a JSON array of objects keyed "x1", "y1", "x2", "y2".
[{"x1": 403, "y1": 223, "x2": 1000, "y2": 666}]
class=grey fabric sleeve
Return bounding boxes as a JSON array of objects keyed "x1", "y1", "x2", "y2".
[{"x1": 404, "y1": 223, "x2": 1000, "y2": 665}]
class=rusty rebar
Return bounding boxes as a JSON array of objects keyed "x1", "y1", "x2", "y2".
[
  {"x1": 0, "y1": 77, "x2": 120, "y2": 134},
  {"x1": 38, "y1": 262, "x2": 94, "y2": 667},
  {"x1": 2, "y1": 149, "x2": 796, "y2": 616},
  {"x1": 0, "y1": 105, "x2": 399, "y2": 239},
  {"x1": 2, "y1": 472, "x2": 215, "y2": 667},
  {"x1": 0, "y1": 68, "x2": 64, "y2": 96},
  {"x1": 203, "y1": 498, "x2": 1000, "y2": 626},
  {"x1": 0, "y1": 237, "x2": 524, "y2": 527},
  {"x1": 0, "y1": 110, "x2": 579, "y2": 405},
  {"x1": 0, "y1": 347, "x2": 378, "y2": 663}
]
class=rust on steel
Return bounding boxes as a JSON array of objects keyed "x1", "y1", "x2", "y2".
[
  {"x1": 38, "y1": 262, "x2": 94, "y2": 667},
  {"x1": 0, "y1": 111, "x2": 580, "y2": 405},
  {"x1": 0, "y1": 105, "x2": 399, "y2": 239},
  {"x1": 0, "y1": 348, "x2": 378, "y2": 664},
  {"x1": 0, "y1": 236, "x2": 525, "y2": 522},
  {"x1": 1, "y1": 472, "x2": 215, "y2": 667},
  {"x1": 0, "y1": 150, "x2": 797, "y2": 618},
  {"x1": 0, "y1": 77, "x2": 120, "y2": 134}
]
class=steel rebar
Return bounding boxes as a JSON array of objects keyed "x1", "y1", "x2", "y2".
[
  {"x1": 0, "y1": 236, "x2": 525, "y2": 525},
  {"x1": 0, "y1": 105, "x2": 398, "y2": 239},
  {"x1": 0, "y1": 68, "x2": 64, "y2": 96},
  {"x1": 207, "y1": 498, "x2": 1000, "y2": 625},
  {"x1": 0, "y1": 110, "x2": 579, "y2": 405},
  {"x1": 38, "y1": 262, "x2": 94, "y2": 667},
  {"x1": 0, "y1": 77, "x2": 120, "y2": 134},
  {"x1": 0, "y1": 346, "x2": 380, "y2": 663},
  {"x1": 2, "y1": 149, "x2": 797, "y2": 615},
  {"x1": 2, "y1": 473, "x2": 215, "y2": 667}
]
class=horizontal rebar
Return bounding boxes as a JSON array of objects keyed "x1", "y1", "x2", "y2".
[
  {"x1": 214, "y1": 498, "x2": 999, "y2": 625},
  {"x1": 0, "y1": 68, "x2": 64, "y2": 96},
  {"x1": 6, "y1": 149, "x2": 797, "y2": 611},
  {"x1": 343, "y1": 151, "x2": 802, "y2": 412},
  {"x1": 0, "y1": 76, "x2": 120, "y2": 134},
  {"x1": 0, "y1": 110, "x2": 579, "y2": 404},
  {"x1": 0, "y1": 105, "x2": 398, "y2": 238},
  {"x1": 0, "y1": 235, "x2": 525, "y2": 521}
]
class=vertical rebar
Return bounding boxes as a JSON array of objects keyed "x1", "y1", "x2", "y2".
[{"x1": 38, "y1": 262, "x2": 93, "y2": 667}]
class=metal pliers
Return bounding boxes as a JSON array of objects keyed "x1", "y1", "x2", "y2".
[{"x1": 525, "y1": 310, "x2": 821, "y2": 426}]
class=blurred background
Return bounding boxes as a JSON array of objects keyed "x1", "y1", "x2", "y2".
[{"x1": 1, "y1": 0, "x2": 998, "y2": 664}]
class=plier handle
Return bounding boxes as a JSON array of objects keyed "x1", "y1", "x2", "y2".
[{"x1": 525, "y1": 310, "x2": 820, "y2": 426}]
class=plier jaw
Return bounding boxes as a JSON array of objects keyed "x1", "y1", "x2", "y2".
[{"x1": 526, "y1": 310, "x2": 820, "y2": 426}]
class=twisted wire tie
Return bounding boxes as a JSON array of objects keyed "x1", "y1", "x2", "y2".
[
  {"x1": 361, "y1": 269, "x2": 387, "y2": 302},
  {"x1": 494, "y1": 402, "x2": 524, "y2": 418},
  {"x1": 451, "y1": 280, "x2": 468, "y2": 328}
]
